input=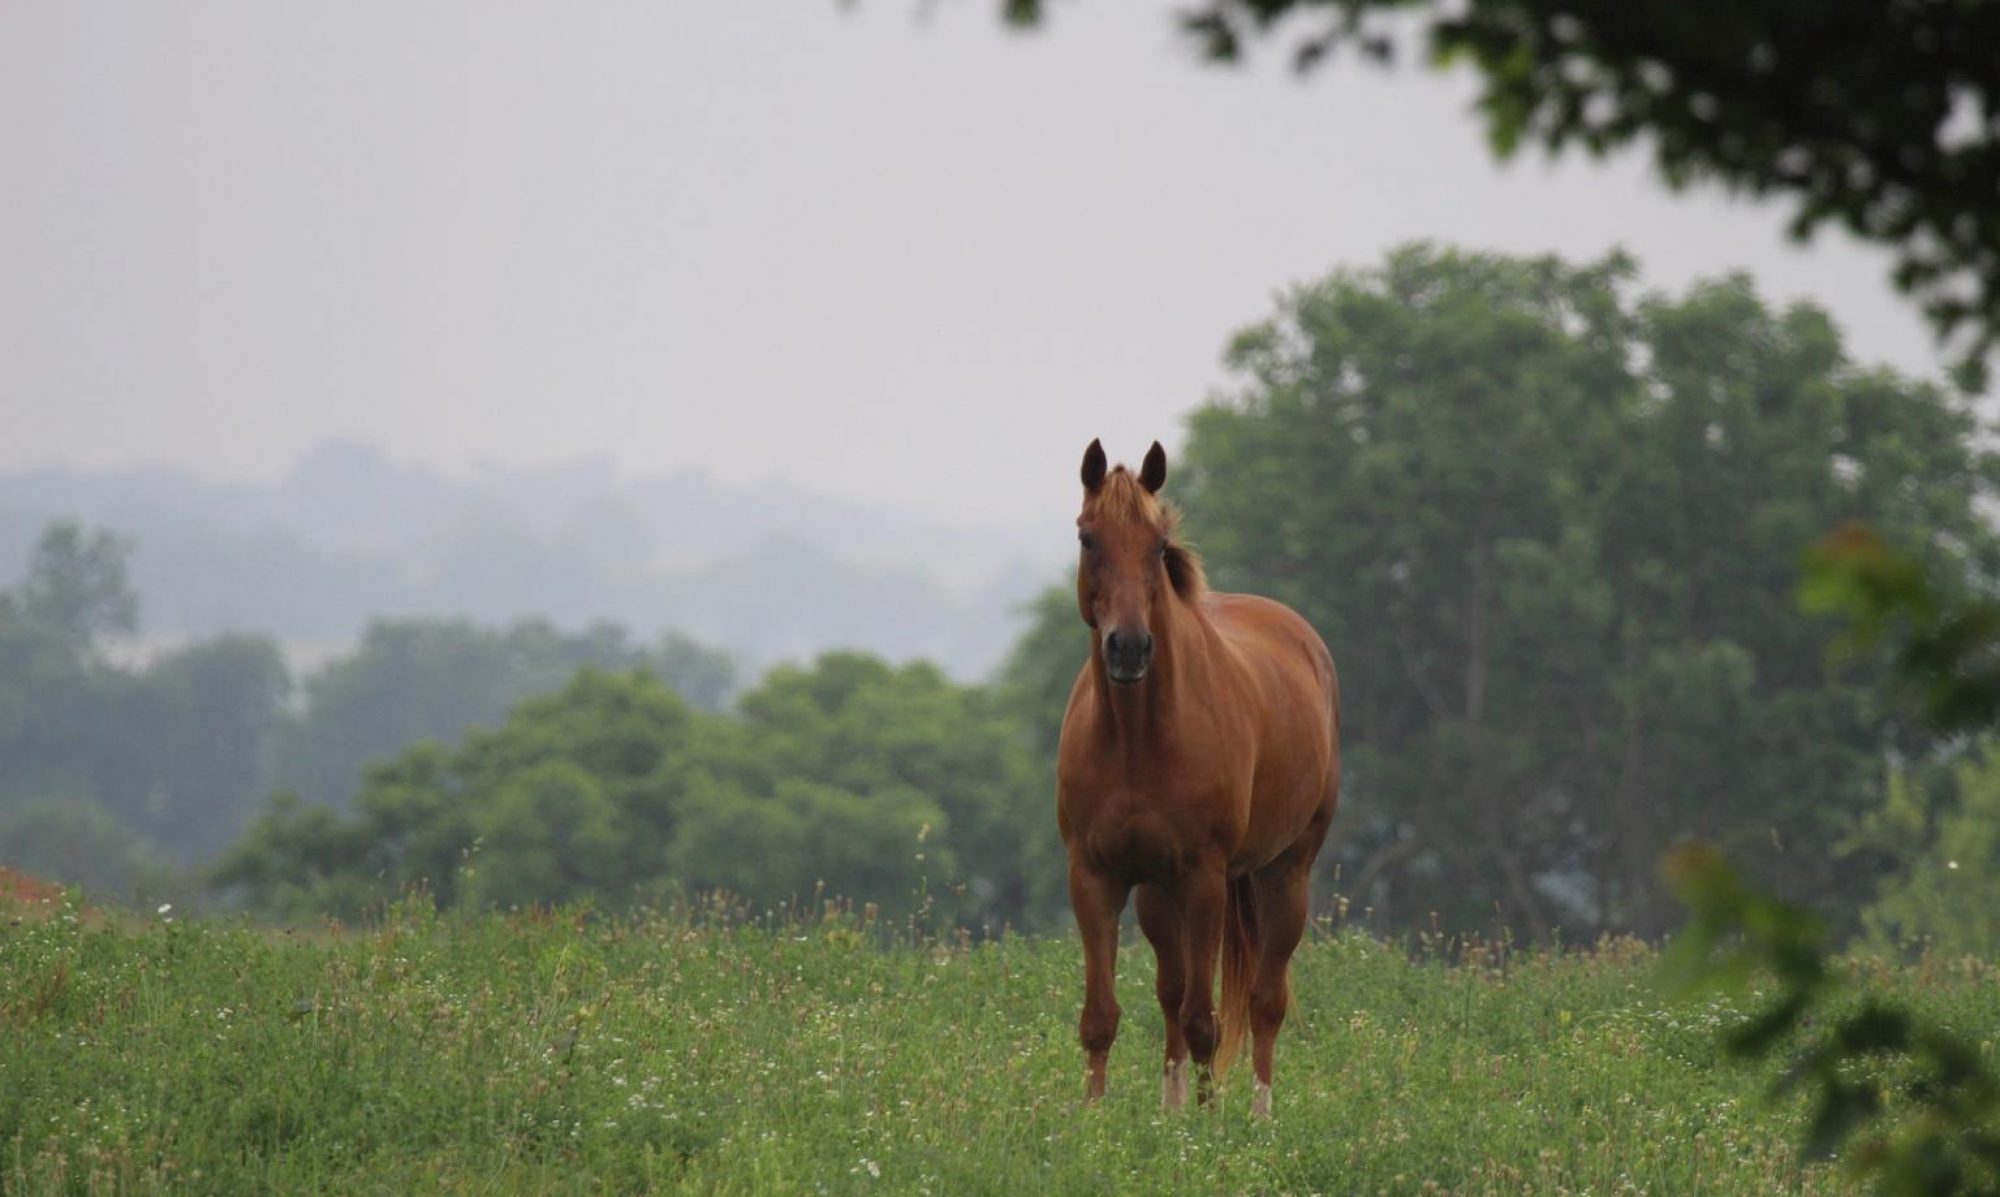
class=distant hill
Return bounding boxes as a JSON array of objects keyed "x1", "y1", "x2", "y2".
[{"x1": 0, "y1": 441, "x2": 1066, "y2": 679}]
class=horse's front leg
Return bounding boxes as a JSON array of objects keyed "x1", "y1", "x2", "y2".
[
  {"x1": 1069, "y1": 861, "x2": 1130, "y2": 1103},
  {"x1": 1176, "y1": 862, "x2": 1229, "y2": 1104},
  {"x1": 1136, "y1": 884, "x2": 1189, "y2": 1109}
]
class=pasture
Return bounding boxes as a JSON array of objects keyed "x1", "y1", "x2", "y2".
[{"x1": 4, "y1": 895, "x2": 1993, "y2": 1195}]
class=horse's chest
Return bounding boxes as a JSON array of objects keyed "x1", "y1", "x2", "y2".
[{"x1": 1066, "y1": 793, "x2": 1224, "y2": 883}]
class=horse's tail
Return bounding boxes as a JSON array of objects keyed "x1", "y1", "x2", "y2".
[{"x1": 1214, "y1": 873, "x2": 1258, "y2": 1080}]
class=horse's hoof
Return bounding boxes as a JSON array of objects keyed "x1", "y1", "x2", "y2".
[
  {"x1": 1161, "y1": 1059, "x2": 1188, "y2": 1110},
  {"x1": 1251, "y1": 1081, "x2": 1272, "y2": 1119}
]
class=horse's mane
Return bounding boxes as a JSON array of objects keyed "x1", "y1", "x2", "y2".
[{"x1": 1084, "y1": 467, "x2": 1209, "y2": 602}]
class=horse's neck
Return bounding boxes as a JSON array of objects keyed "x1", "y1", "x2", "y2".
[{"x1": 1098, "y1": 593, "x2": 1212, "y2": 741}]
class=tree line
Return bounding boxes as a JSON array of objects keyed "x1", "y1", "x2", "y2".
[
  {"x1": 6, "y1": 243, "x2": 1997, "y2": 949},
  {"x1": 0, "y1": 536, "x2": 732, "y2": 899},
  {"x1": 213, "y1": 656, "x2": 1051, "y2": 930}
]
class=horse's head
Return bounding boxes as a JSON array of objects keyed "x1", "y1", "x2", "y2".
[{"x1": 1075, "y1": 438, "x2": 1204, "y2": 686}]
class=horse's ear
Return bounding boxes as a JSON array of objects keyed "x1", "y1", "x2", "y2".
[
  {"x1": 1081, "y1": 439, "x2": 1107, "y2": 492},
  {"x1": 1139, "y1": 441, "x2": 1167, "y2": 494}
]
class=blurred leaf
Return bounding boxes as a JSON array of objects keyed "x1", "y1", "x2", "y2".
[
  {"x1": 1803, "y1": 1081, "x2": 1879, "y2": 1162},
  {"x1": 1086, "y1": 0, "x2": 2000, "y2": 385},
  {"x1": 1664, "y1": 846, "x2": 2000, "y2": 1191}
]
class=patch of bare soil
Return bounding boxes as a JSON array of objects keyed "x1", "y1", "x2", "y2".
[{"x1": 0, "y1": 866, "x2": 80, "y2": 919}]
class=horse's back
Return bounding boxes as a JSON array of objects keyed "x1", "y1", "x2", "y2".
[{"x1": 1203, "y1": 591, "x2": 1338, "y2": 717}]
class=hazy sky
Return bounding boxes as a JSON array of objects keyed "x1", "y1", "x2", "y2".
[{"x1": 1, "y1": 2, "x2": 1942, "y2": 524}]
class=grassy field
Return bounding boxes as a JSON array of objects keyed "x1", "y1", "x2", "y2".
[{"x1": 4, "y1": 893, "x2": 1996, "y2": 1196}]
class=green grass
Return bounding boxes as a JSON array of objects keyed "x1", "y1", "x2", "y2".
[{"x1": 3, "y1": 897, "x2": 1995, "y2": 1196}]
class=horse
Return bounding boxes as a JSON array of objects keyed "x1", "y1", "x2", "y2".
[{"x1": 1056, "y1": 438, "x2": 1340, "y2": 1117}]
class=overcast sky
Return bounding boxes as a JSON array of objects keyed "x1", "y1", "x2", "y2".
[{"x1": 0, "y1": 2, "x2": 1943, "y2": 525}]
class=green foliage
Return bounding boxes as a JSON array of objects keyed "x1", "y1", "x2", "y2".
[
  {"x1": 463, "y1": 761, "x2": 629, "y2": 910},
  {"x1": 218, "y1": 656, "x2": 1052, "y2": 930},
  {"x1": 1708, "y1": 457, "x2": 2000, "y2": 1190},
  {"x1": 673, "y1": 776, "x2": 947, "y2": 920},
  {"x1": 12, "y1": 520, "x2": 138, "y2": 652},
  {"x1": 1804, "y1": 526, "x2": 2000, "y2": 737},
  {"x1": 994, "y1": 587, "x2": 1085, "y2": 765},
  {"x1": 107, "y1": 635, "x2": 293, "y2": 860},
  {"x1": 0, "y1": 524, "x2": 747, "y2": 898},
  {"x1": 0, "y1": 525, "x2": 289, "y2": 868},
  {"x1": 1846, "y1": 752, "x2": 2000, "y2": 962},
  {"x1": 0, "y1": 523, "x2": 146, "y2": 806},
  {"x1": 0, "y1": 595, "x2": 101, "y2": 808},
  {"x1": 215, "y1": 671, "x2": 698, "y2": 918},
  {"x1": 992, "y1": 587, "x2": 1089, "y2": 920},
  {"x1": 1011, "y1": 243, "x2": 1996, "y2": 939},
  {"x1": 1662, "y1": 844, "x2": 2000, "y2": 1194},
  {"x1": 1803, "y1": 524, "x2": 2000, "y2": 958},
  {"x1": 1002, "y1": 0, "x2": 2000, "y2": 387},
  {"x1": 732, "y1": 653, "x2": 1045, "y2": 926},
  {"x1": 275, "y1": 617, "x2": 735, "y2": 809},
  {"x1": 13, "y1": 906, "x2": 1976, "y2": 1194},
  {"x1": 200, "y1": 792, "x2": 387, "y2": 921},
  {"x1": 0, "y1": 798, "x2": 171, "y2": 901}
]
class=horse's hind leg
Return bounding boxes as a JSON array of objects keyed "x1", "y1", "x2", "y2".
[
  {"x1": 1136, "y1": 884, "x2": 1189, "y2": 1109},
  {"x1": 1246, "y1": 849, "x2": 1316, "y2": 1118}
]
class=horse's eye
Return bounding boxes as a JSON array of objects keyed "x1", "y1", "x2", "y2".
[{"x1": 1079, "y1": 532, "x2": 1097, "y2": 552}]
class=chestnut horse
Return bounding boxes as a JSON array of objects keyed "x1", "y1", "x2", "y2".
[{"x1": 1057, "y1": 439, "x2": 1340, "y2": 1117}]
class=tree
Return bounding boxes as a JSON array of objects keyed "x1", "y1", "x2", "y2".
[
  {"x1": 215, "y1": 669, "x2": 708, "y2": 917},
  {"x1": 215, "y1": 654, "x2": 1051, "y2": 928},
  {"x1": 0, "y1": 798, "x2": 170, "y2": 901},
  {"x1": 1008, "y1": 243, "x2": 1998, "y2": 939},
  {"x1": 672, "y1": 776, "x2": 950, "y2": 920},
  {"x1": 13, "y1": 521, "x2": 138, "y2": 653},
  {"x1": 273, "y1": 617, "x2": 735, "y2": 809},
  {"x1": 0, "y1": 523, "x2": 137, "y2": 815},
  {"x1": 1001, "y1": 0, "x2": 2000, "y2": 386},
  {"x1": 97, "y1": 635, "x2": 291, "y2": 861},
  {"x1": 1, "y1": 524, "x2": 292, "y2": 879},
  {"x1": 204, "y1": 792, "x2": 386, "y2": 920},
  {"x1": 718, "y1": 652, "x2": 1043, "y2": 927},
  {"x1": 460, "y1": 760, "x2": 629, "y2": 910},
  {"x1": 0, "y1": 595, "x2": 101, "y2": 811},
  {"x1": 993, "y1": 586, "x2": 1104, "y2": 922}
]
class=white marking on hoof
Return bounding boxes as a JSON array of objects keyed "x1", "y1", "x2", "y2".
[
  {"x1": 1162, "y1": 1059, "x2": 1188, "y2": 1110},
  {"x1": 1251, "y1": 1081, "x2": 1273, "y2": 1118}
]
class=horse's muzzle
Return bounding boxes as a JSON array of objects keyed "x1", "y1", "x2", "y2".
[{"x1": 1104, "y1": 629, "x2": 1154, "y2": 685}]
